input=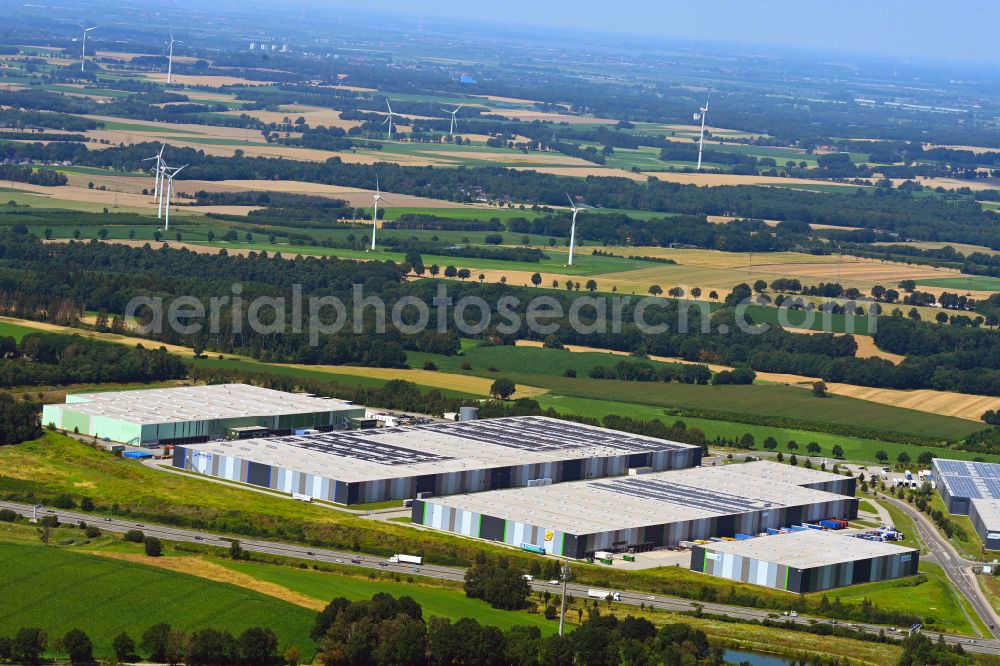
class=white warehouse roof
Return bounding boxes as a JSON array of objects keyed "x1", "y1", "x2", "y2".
[
  {"x1": 697, "y1": 529, "x2": 917, "y2": 569},
  {"x1": 59, "y1": 384, "x2": 357, "y2": 424}
]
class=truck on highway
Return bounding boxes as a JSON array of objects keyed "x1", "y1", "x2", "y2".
[
  {"x1": 588, "y1": 589, "x2": 621, "y2": 602},
  {"x1": 389, "y1": 554, "x2": 422, "y2": 565}
]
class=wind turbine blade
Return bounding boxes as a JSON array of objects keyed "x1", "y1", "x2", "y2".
[
  {"x1": 375, "y1": 174, "x2": 380, "y2": 194},
  {"x1": 382, "y1": 116, "x2": 390, "y2": 125},
  {"x1": 172, "y1": 164, "x2": 188, "y2": 177},
  {"x1": 385, "y1": 99, "x2": 393, "y2": 113},
  {"x1": 441, "y1": 108, "x2": 451, "y2": 114},
  {"x1": 456, "y1": 104, "x2": 464, "y2": 112},
  {"x1": 566, "y1": 193, "x2": 576, "y2": 209}
]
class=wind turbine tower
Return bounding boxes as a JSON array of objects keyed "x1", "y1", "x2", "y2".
[
  {"x1": 696, "y1": 94, "x2": 710, "y2": 171},
  {"x1": 368, "y1": 176, "x2": 390, "y2": 250},
  {"x1": 382, "y1": 100, "x2": 400, "y2": 141},
  {"x1": 162, "y1": 164, "x2": 187, "y2": 231},
  {"x1": 565, "y1": 194, "x2": 592, "y2": 266},
  {"x1": 80, "y1": 26, "x2": 97, "y2": 72},
  {"x1": 442, "y1": 104, "x2": 464, "y2": 136},
  {"x1": 166, "y1": 30, "x2": 181, "y2": 84},
  {"x1": 142, "y1": 143, "x2": 166, "y2": 201}
]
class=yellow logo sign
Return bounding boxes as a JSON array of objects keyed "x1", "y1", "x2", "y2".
[{"x1": 545, "y1": 530, "x2": 554, "y2": 541}]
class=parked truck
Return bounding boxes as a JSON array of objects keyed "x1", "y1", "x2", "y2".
[
  {"x1": 593, "y1": 551, "x2": 614, "y2": 560},
  {"x1": 389, "y1": 554, "x2": 422, "y2": 565},
  {"x1": 292, "y1": 493, "x2": 313, "y2": 503},
  {"x1": 588, "y1": 589, "x2": 621, "y2": 602}
]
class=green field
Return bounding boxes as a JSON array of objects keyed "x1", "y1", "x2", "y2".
[
  {"x1": 817, "y1": 561, "x2": 986, "y2": 636},
  {"x1": 407, "y1": 342, "x2": 982, "y2": 444},
  {"x1": 532, "y1": 394, "x2": 1000, "y2": 464},
  {"x1": 0, "y1": 540, "x2": 316, "y2": 660},
  {"x1": 918, "y1": 276, "x2": 1000, "y2": 292},
  {"x1": 533, "y1": 377, "x2": 979, "y2": 442},
  {"x1": 219, "y1": 560, "x2": 557, "y2": 634},
  {"x1": 0, "y1": 320, "x2": 39, "y2": 341}
]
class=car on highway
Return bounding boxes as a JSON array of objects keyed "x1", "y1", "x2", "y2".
[
  {"x1": 548, "y1": 580, "x2": 559, "y2": 585},
  {"x1": 412, "y1": 567, "x2": 420, "y2": 573},
  {"x1": 335, "y1": 558, "x2": 344, "y2": 563},
  {"x1": 379, "y1": 561, "x2": 389, "y2": 567},
  {"x1": 351, "y1": 558, "x2": 362, "y2": 564}
]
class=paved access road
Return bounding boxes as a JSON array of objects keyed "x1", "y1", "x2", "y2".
[
  {"x1": 880, "y1": 495, "x2": 1000, "y2": 639},
  {"x1": 4, "y1": 500, "x2": 1000, "y2": 656}
]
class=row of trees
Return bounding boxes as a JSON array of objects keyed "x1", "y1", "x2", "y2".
[{"x1": 312, "y1": 592, "x2": 721, "y2": 666}]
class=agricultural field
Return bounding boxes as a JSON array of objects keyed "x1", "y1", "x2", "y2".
[
  {"x1": 0, "y1": 538, "x2": 316, "y2": 660},
  {"x1": 919, "y1": 276, "x2": 1000, "y2": 292}
]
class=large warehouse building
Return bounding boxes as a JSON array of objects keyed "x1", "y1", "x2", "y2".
[
  {"x1": 413, "y1": 461, "x2": 858, "y2": 558},
  {"x1": 42, "y1": 384, "x2": 364, "y2": 446},
  {"x1": 932, "y1": 458, "x2": 1000, "y2": 550},
  {"x1": 172, "y1": 416, "x2": 702, "y2": 505},
  {"x1": 691, "y1": 530, "x2": 919, "y2": 593}
]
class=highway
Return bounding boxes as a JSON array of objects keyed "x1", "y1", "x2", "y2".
[
  {"x1": 880, "y1": 494, "x2": 1000, "y2": 639},
  {"x1": 4, "y1": 499, "x2": 1000, "y2": 656}
]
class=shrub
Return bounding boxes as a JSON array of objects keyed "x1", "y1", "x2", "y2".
[
  {"x1": 0, "y1": 508, "x2": 16, "y2": 522},
  {"x1": 124, "y1": 529, "x2": 145, "y2": 543},
  {"x1": 143, "y1": 536, "x2": 163, "y2": 557}
]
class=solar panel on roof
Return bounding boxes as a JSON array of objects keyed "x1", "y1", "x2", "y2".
[
  {"x1": 268, "y1": 432, "x2": 454, "y2": 466},
  {"x1": 588, "y1": 477, "x2": 779, "y2": 513},
  {"x1": 413, "y1": 416, "x2": 681, "y2": 453}
]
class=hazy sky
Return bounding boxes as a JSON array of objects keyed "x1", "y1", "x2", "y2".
[{"x1": 333, "y1": 0, "x2": 997, "y2": 63}]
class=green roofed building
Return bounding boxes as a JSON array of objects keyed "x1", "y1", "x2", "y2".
[{"x1": 41, "y1": 384, "x2": 364, "y2": 446}]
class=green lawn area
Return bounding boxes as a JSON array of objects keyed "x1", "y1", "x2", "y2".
[
  {"x1": 918, "y1": 276, "x2": 1000, "y2": 292},
  {"x1": 746, "y1": 305, "x2": 876, "y2": 335},
  {"x1": 858, "y1": 500, "x2": 879, "y2": 514},
  {"x1": 0, "y1": 539, "x2": 316, "y2": 660},
  {"x1": 817, "y1": 561, "x2": 985, "y2": 637},
  {"x1": 219, "y1": 560, "x2": 557, "y2": 635},
  {"x1": 96, "y1": 120, "x2": 200, "y2": 134},
  {"x1": 0, "y1": 320, "x2": 39, "y2": 341}
]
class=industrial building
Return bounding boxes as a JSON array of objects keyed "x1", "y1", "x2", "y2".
[
  {"x1": 172, "y1": 416, "x2": 702, "y2": 505},
  {"x1": 413, "y1": 461, "x2": 858, "y2": 558},
  {"x1": 690, "y1": 530, "x2": 919, "y2": 593},
  {"x1": 42, "y1": 384, "x2": 364, "y2": 446},
  {"x1": 932, "y1": 459, "x2": 1000, "y2": 550}
]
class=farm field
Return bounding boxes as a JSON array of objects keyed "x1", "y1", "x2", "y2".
[
  {"x1": 523, "y1": 376, "x2": 982, "y2": 442},
  {"x1": 406, "y1": 343, "x2": 983, "y2": 441},
  {"x1": 531, "y1": 394, "x2": 1000, "y2": 464},
  {"x1": 0, "y1": 539, "x2": 316, "y2": 660},
  {"x1": 919, "y1": 276, "x2": 1000, "y2": 292},
  {"x1": 217, "y1": 559, "x2": 557, "y2": 634}
]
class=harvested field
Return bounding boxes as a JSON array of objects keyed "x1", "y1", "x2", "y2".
[
  {"x1": 425, "y1": 149, "x2": 595, "y2": 165},
  {"x1": 171, "y1": 179, "x2": 476, "y2": 208},
  {"x1": 222, "y1": 105, "x2": 361, "y2": 130},
  {"x1": 825, "y1": 385, "x2": 1000, "y2": 421},
  {"x1": 95, "y1": 50, "x2": 199, "y2": 64},
  {"x1": 890, "y1": 177, "x2": 1000, "y2": 192},
  {"x1": 750, "y1": 257, "x2": 954, "y2": 283},
  {"x1": 277, "y1": 363, "x2": 545, "y2": 398},
  {"x1": 496, "y1": 109, "x2": 617, "y2": 124},
  {"x1": 142, "y1": 72, "x2": 275, "y2": 87},
  {"x1": 474, "y1": 94, "x2": 540, "y2": 106},
  {"x1": 0, "y1": 315, "x2": 196, "y2": 356}
]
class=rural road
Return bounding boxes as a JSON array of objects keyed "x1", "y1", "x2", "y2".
[
  {"x1": 4, "y1": 499, "x2": 1000, "y2": 656},
  {"x1": 880, "y1": 494, "x2": 1000, "y2": 639}
]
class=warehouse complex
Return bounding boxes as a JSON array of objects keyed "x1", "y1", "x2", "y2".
[
  {"x1": 413, "y1": 461, "x2": 858, "y2": 559},
  {"x1": 42, "y1": 384, "x2": 364, "y2": 446},
  {"x1": 690, "y1": 530, "x2": 919, "y2": 593},
  {"x1": 172, "y1": 416, "x2": 702, "y2": 505},
  {"x1": 932, "y1": 458, "x2": 1000, "y2": 550}
]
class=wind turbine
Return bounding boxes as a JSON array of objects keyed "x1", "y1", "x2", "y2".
[
  {"x1": 141, "y1": 143, "x2": 166, "y2": 201},
  {"x1": 367, "y1": 175, "x2": 390, "y2": 250},
  {"x1": 441, "y1": 104, "x2": 464, "y2": 136},
  {"x1": 80, "y1": 25, "x2": 97, "y2": 72},
  {"x1": 695, "y1": 93, "x2": 710, "y2": 171},
  {"x1": 166, "y1": 30, "x2": 182, "y2": 84},
  {"x1": 162, "y1": 164, "x2": 187, "y2": 231},
  {"x1": 382, "y1": 100, "x2": 400, "y2": 141},
  {"x1": 565, "y1": 194, "x2": 592, "y2": 266}
]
